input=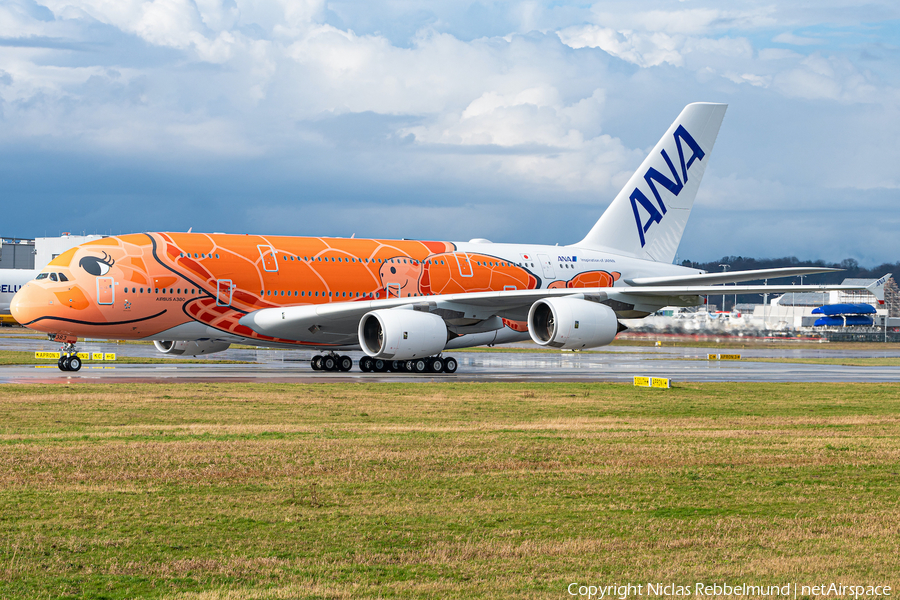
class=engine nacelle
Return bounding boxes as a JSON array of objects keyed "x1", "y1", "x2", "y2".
[
  {"x1": 153, "y1": 340, "x2": 231, "y2": 356},
  {"x1": 527, "y1": 297, "x2": 619, "y2": 349},
  {"x1": 358, "y1": 309, "x2": 447, "y2": 360}
]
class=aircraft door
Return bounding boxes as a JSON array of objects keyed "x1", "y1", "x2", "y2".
[
  {"x1": 97, "y1": 277, "x2": 114, "y2": 305},
  {"x1": 258, "y1": 245, "x2": 278, "y2": 272},
  {"x1": 538, "y1": 254, "x2": 556, "y2": 280},
  {"x1": 216, "y1": 279, "x2": 234, "y2": 307},
  {"x1": 454, "y1": 253, "x2": 473, "y2": 277}
]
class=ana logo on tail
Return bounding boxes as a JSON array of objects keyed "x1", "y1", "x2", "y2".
[{"x1": 631, "y1": 125, "x2": 705, "y2": 247}]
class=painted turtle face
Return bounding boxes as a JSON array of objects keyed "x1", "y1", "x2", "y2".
[{"x1": 78, "y1": 252, "x2": 115, "y2": 276}]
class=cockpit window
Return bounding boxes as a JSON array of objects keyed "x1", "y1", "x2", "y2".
[
  {"x1": 58, "y1": 273, "x2": 69, "y2": 282},
  {"x1": 50, "y1": 273, "x2": 58, "y2": 282},
  {"x1": 35, "y1": 273, "x2": 48, "y2": 280}
]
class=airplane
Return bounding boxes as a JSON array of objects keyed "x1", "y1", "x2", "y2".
[{"x1": 10, "y1": 103, "x2": 890, "y2": 373}]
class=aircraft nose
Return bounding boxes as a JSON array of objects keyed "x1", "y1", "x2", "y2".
[{"x1": 10, "y1": 283, "x2": 43, "y2": 328}]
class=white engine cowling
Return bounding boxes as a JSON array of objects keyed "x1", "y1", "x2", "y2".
[
  {"x1": 153, "y1": 340, "x2": 231, "y2": 356},
  {"x1": 358, "y1": 309, "x2": 447, "y2": 360},
  {"x1": 527, "y1": 297, "x2": 619, "y2": 349}
]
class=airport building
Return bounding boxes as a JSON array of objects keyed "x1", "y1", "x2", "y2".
[
  {"x1": 1, "y1": 234, "x2": 103, "y2": 271},
  {"x1": 629, "y1": 277, "x2": 899, "y2": 339}
]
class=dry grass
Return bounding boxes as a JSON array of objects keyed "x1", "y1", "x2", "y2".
[{"x1": 0, "y1": 382, "x2": 898, "y2": 599}]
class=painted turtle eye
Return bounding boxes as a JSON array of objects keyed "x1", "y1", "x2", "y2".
[{"x1": 79, "y1": 252, "x2": 114, "y2": 276}]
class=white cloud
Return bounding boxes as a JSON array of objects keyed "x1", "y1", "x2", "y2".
[
  {"x1": 773, "y1": 53, "x2": 880, "y2": 102},
  {"x1": 773, "y1": 31, "x2": 823, "y2": 46},
  {"x1": 558, "y1": 25, "x2": 684, "y2": 67},
  {"x1": 587, "y1": 7, "x2": 778, "y2": 36},
  {"x1": 1, "y1": 0, "x2": 899, "y2": 260}
]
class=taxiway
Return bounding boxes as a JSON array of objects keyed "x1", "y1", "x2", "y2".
[{"x1": 1, "y1": 334, "x2": 898, "y2": 383}]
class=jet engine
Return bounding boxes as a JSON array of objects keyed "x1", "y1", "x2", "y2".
[
  {"x1": 153, "y1": 340, "x2": 231, "y2": 356},
  {"x1": 527, "y1": 297, "x2": 619, "y2": 349},
  {"x1": 358, "y1": 309, "x2": 447, "y2": 360}
]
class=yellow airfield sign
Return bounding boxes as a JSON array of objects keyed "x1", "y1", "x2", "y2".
[
  {"x1": 634, "y1": 376, "x2": 671, "y2": 389},
  {"x1": 34, "y1": 352, "x2": 116, "y2": 361}
]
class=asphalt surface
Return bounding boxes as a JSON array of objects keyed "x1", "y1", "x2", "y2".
[{"x1": 1, "y1": 332, "x2": 899, "y2": 383}]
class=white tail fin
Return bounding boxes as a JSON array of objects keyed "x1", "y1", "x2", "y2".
[
  {"x1": 868, "y1": 274, "x2": 892, "y2": 304},
  {"x1": 573, "y1": 102, "x2": 727, "y2": 263}
]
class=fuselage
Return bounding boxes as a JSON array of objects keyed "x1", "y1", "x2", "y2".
[{"x1": 11, "y1": 232, "x2": 697, "y2": 349}]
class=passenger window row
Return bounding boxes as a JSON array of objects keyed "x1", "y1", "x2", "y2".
[
  {"x1": 123, "y1": 287, "x2": 197, "y2": 295},
  {"x1": 475, "y1": 261, "x2": 512, "y2": 267},
  {"x1": 179, "y1": 253, "x2": 219, "y2": 259},
  {"x1": 260, "y1": 290, "x2": 440, "y2": 300},
  {"x1": 262, "y1": 290, "x2": 375, "y2": 299},
  {"x1": 278, "y1": 256, "x2": 448, "y2": 266}
]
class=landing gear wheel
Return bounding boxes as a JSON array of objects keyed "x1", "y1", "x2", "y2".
[
  {"x1": 322, "y1": 355, "x2": 337, "y2": 371},
  {"x1": 405, "y1": 360, "x2": 414, "y2": 372},
  {"x1": 67, "y1": 355, "x2": 82, "y2": 372},
  {"x1": 374, "y1": 359, "x2": 387, "y2": 372},
  {"x1": 339, "y1": 355, "x2": 353, "y2": 372},
  {"x1": 311, "y1": 355, "x2": 323, "y2": 371},
  {"x1": 391, "y1": 360, "x2": 404, "y2": 372},
  {"x1": 430, "y1": 357, "x2": 444, "y2": 373},
  {"x1": 359, "y1": 356, "x2": 373, "y2": 372},
  {"x1": 413, "y1": 359, "x2": 427, "y2": 373},
  {"x1": 443, "y1": 356, "x2": 458, "y2": 373},
  {"x1": 58, "y1": 357, "x2": 70, "y2": 371}
]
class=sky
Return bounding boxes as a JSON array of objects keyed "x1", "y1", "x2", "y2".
[{"x1": 1, "y1": 0, "x2": 899, "y2": 265}]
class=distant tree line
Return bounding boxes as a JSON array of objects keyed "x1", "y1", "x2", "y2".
[{"x1": 678, "y1": 256, "x2": 899, "y2": 310}]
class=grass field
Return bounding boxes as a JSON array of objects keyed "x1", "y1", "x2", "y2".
[{"x1": 0, "y1": 382, "x2": 898, "y2": 599}]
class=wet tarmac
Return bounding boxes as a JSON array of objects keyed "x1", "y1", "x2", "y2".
[{"x1": 1, "y1": 332, "x2": 898, "y2": 384}]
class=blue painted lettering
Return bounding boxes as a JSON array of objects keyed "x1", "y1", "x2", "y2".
[
  {"x1": 632, "y1": 125, "x2": 705, "y2": 247},
  {"x1": 630, "y1": 189, "x2": 663, "y2": 248},
  {"x1": 643, "y1": 149, "x2": 682, "y2": 214},
  {"x1": 674, "y1": 124, "x2": 704, "y2": 180}
]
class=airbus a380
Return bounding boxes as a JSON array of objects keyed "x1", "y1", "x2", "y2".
[{"x1": 11, "y1": 103, "x2": 889, "y2": 373}]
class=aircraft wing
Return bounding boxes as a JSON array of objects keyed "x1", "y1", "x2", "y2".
[
  {"x1": 626, "y1": 267, "x2": 841, "y2": 286},
  {"x1": 239, "y1": 277, "x2": 889, "y2": 342}
]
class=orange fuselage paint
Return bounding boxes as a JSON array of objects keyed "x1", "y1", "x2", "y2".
[{"x1": 12, "y1": 232, "x2": 568, "y2": 344}]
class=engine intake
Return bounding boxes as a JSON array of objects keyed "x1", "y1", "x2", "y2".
[
  {"x1": 527, "y1": 297, "x2": 619, "y2": 349},
  {"x1": 358, "y1": 309, "x2": 447, "y2": 360},
  {"x1": 153, "y1": 340, "x2": 231, "y2": 356}
]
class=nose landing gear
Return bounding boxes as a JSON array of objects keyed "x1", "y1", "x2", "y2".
[{"x1": 57, "y1": 341, "x2": 82, "y2": 372}]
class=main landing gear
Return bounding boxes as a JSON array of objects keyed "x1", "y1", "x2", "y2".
[
  {"x1": 358, "y1": 355, "x2": 458, "y2": 374},
  {"x1": 310, "y1": 353, "x2": 354, "y2": 372},
  {"x1": 310, "y1": 353, "x2": 459, "y2": 373},
  {"x1": 57, "y1": 342, "x2": 82, "y2": 372}
]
